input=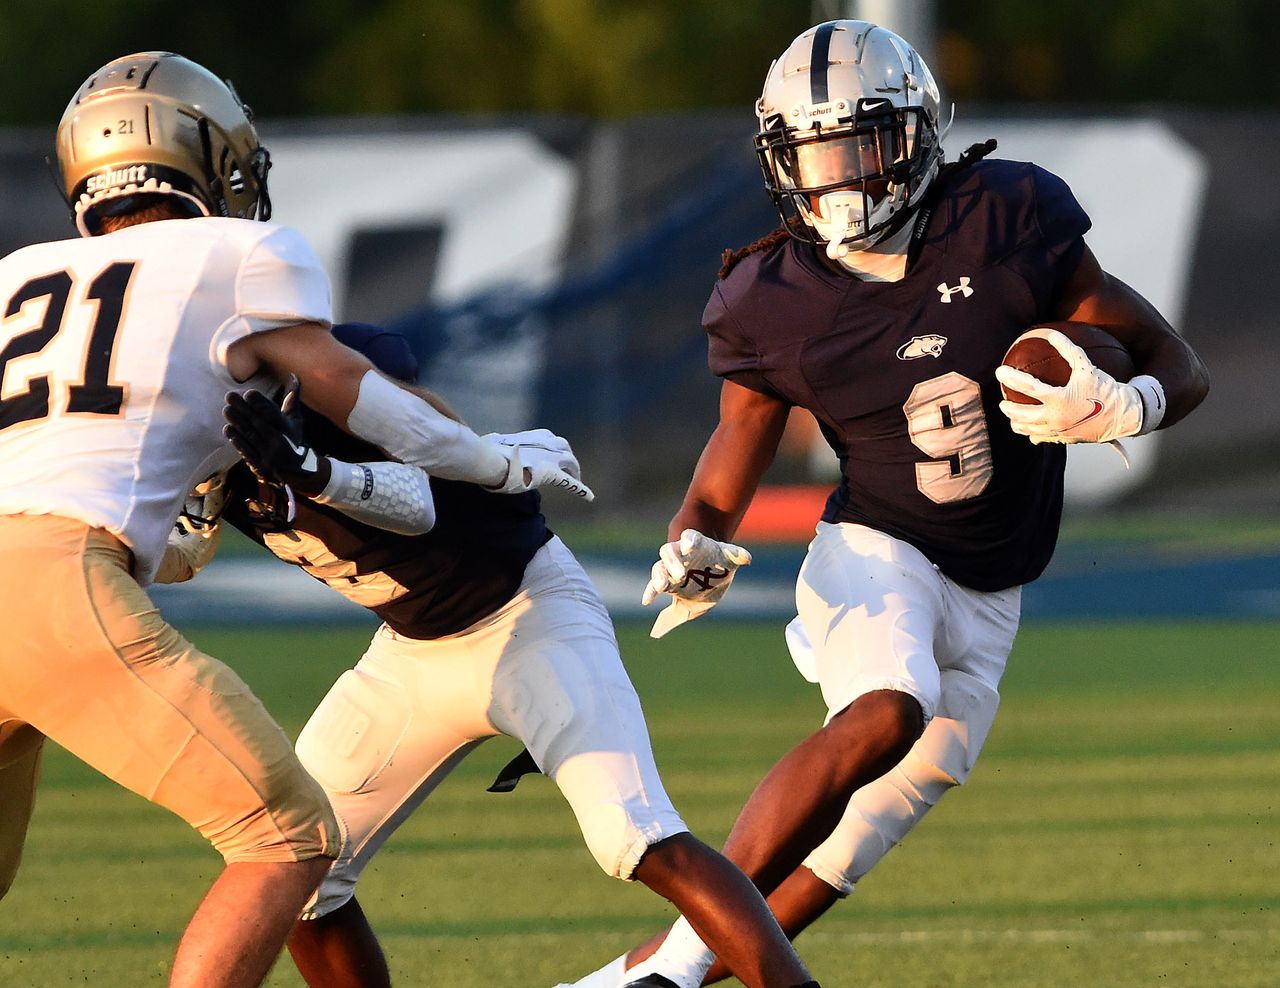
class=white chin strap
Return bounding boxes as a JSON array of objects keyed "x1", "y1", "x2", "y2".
[
  {"x1": 809, "y1": 191, "x2": 871, "y2": 259},
  {"x1": 808, "y1": 190, "x2": 901, "y2": 259}
]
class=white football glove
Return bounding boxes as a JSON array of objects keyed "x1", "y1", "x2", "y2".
[
  {"x1": 642, "y1": 529, "x2": 752, "y2": 639},
  {"x1": 156, "y1": 473, "x2": 227, "y2": 583},
  {"x1": 483, "y1": 429, "x2": 595, "y2": 501},
  {"x1": 995, "y1": 329, "x2": 1166, "y2": 444},
  {"x1": 176, "y1": 471, "x2": 229, "y2": 534}
]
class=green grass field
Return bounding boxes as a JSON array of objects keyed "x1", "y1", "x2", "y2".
[{"x1": 1, "y1": 619, "x2": 1277, "y2": 987}]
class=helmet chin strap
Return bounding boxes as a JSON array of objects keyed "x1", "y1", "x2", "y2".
[
  {"x1": 807, "y1": 187, "x2": 909, "y2": 259},
  {"x1": 832, "y1": 218, "x2": 915, "y2": 280},
  {"x1": 808, "y1": 191, "x2": 873, "y2": 260},
  {"x1": 804, "y1": 189, "x2": 919, "y2": 281}
]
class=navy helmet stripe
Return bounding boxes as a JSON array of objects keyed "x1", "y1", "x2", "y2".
[{"x1": 810, "y1": 22, "x2": 836, "y2": 104}]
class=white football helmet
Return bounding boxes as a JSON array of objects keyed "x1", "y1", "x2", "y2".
[
  {"x1": 55, "y1": 52, "x2": 272, "y2": 236},
  {"x1": 756, "y1": 20, "x2": 947, "y2": 257}
]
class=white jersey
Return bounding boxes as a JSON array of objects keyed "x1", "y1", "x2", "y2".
[{"x1": 0, "y1": 216, "x2": 332, "y2": 584}]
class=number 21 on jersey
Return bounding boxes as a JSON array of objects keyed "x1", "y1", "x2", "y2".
[{"x1": 0, "y1": 262, "x2": 136, "y2": 430}]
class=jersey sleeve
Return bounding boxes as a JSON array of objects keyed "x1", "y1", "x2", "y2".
[
  {"x1": 211, "y1": 225, "x2": 334, "y2": 369},
  {"x1": 704, "y1": 282, "x2": 778, "y2": 397},
  {"x1": 1030, "y1": 164, "x2": 1092, "y2": 304}
]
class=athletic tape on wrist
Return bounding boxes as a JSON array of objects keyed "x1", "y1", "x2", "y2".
[{"x1": 1129, "y1": 374, "x2": 1167, "y2": 435}]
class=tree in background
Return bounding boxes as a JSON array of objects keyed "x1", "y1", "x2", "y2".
[
  {"x1": 936, "y1": 0, "x2": 1280, "y2": 105},
  {"x1": 0, "y1": 0, "x2": 1276, "y2": 125}
]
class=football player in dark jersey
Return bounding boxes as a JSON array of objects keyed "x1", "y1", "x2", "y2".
[
  {"x1": 564, "y1": 19, "x2": 1209, "y2": 988},
  {"x1": 162, "y1": 323, "x2": 818, "y2": 988}
]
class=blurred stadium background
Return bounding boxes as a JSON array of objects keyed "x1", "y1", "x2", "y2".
[
  {"x1": 0, "y1": 2, "x2": 1276, "y2": 986},
  {"x1": 1, "y1": 0, "x2": 1275, "y2": 622}
]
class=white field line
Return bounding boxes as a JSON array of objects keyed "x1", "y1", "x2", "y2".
[
  {"x1": 469, "y1": 928, "x2": 1279, "y2": 946},
  {"x1": 797, "y1": 928, "x2": 1277, "y2": 945}
]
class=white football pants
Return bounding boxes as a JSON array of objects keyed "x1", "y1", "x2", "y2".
[
  {"x1": 791, "y1": 521, "x2": 1019, "y2": 894},
  {"x1": 297, "y1": 537, "x2": 688, "y2": 919}
]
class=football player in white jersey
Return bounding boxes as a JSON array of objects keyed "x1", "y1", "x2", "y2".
[{"x1": 0, "y1": 52, "x2": 585, "y2": 988}]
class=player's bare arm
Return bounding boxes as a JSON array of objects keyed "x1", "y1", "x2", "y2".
[
  {"x1": 642, "y1": 381, "x2": 789, "y2": 638},
  {"x1": 668, "y1": 380, "x2": 791, "y2": 542},
  {"x1": 1053, "y1": 243, "x2": 1210, "y2": 428},
  {"x1": 227, "y1": 321, "x2": 386, "y2": 424}
]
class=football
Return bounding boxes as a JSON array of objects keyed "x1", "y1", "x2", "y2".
[{"x1": 999, "y1": 321, "x2": 1135, "y2": 404}]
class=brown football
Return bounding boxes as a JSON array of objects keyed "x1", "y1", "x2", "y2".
[{"x1": 1000, "y1": 321, "x2": 1135, "y2": 404}]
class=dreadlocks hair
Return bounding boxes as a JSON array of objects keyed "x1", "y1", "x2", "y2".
[
  {"x1": 718, "y1": 218, "x2": 804, "y2": 280},
  {"x1": 718, "y1": 139, "x2": 999, "y2": 280}
]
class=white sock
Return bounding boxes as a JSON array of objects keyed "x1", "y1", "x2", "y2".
[
  {"x1": 621, "y1": 917, "x2": 715, "y2": 988},
  {"x1": 556, "y1": 953, "x2": 627, "y2": 988}
]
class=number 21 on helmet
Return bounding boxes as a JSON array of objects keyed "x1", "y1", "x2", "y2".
[{"x1": 55, "y1": 52, "x2": 272, "y2": 237}]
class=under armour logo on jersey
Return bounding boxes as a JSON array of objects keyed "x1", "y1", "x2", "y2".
[
  {"x1": 683, "y1": 565, "x2": 729, "y2": 592},
  {"x1": 897, "y1": 335, "x2": 949, "y2": 360},
  {"x1": 937, "y1": 277, "x2": 974, "y2": 303}
]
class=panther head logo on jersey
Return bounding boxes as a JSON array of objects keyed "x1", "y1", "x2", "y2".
[
  {"x1": 55, "y1": 52, "x2": 272, "y2": 236},
  {"x1": 896, "y1": 335, "x2": 949, "y2": 360}
]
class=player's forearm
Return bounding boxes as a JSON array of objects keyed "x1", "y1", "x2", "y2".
[
  {"x1": 247, "y1": 325, "x2": 507, "y2": 484},
  {"x1": 345, "y1": 372, "x2": 509, "y2": 485},
  {"x1": 668, "y1": 458, "x2": 769, "y2": 543},
  {"x1": 668, "y1": 498, "x2": 747, "y2": 544},
  {"x1": 1129, "y1": 334, "x2": 1210, "y2": 430},
  {"x1": 669, "y1": 442, "x2": 754, "y2": 541},
  {"x1": 671, "y1": 395, "x2": 788, "y2": 541},
  {"x1": 1057, "y1": 259, "x2": 1209, "y2": 430}
]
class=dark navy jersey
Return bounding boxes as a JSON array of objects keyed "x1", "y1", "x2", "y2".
[
  {"x1": 706, "y1": 159, "x2": 1091, "y2": 591},
  {"x1": 223, "y1": 369, "x2": 551, "y2": 640}
]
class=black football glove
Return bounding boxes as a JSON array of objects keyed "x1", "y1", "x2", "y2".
[{"x1": 223, "y1": 376, "x2": 331, "y2": 498}]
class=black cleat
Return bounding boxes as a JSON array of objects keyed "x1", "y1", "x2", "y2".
[{"x1": 622, "y1": 978, "x2": 681, "y2": 988}]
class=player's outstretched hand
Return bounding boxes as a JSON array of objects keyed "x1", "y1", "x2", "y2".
[
  {"x1": 223, "y1": 377, "x2": 332, "y2": 497},
  {"x1": 176, "y1": 471, "x2": 228, "y2": 535},
  {"x1": 643, "y1": 528, "x2": 752, "y2": 639},
  {"x1": 158, "y1": 472, "x2": 228, "y2": 584},
  {"x1": 996, "y1": 329, "x2": 1146, "y2": 445},
  {"x1": 483, "y1": 429, "x2": 594, "y2": 501}
]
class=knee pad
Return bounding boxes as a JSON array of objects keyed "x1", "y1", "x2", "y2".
[
  {"x1": 555, "y1": 751, "x2": 689, "y2": 881},
  {"x1": 577, "y1": 800, "x2": 645, "y2": 879},
  {"x1": 804, "y1": 669, "x2": 999, "y2": 894},
  {"x1": 301, "y1": 867, "x2": 358, "y2": 922},
  {"x1": 912, "y1": 668, "x2": 1001, "y2": 791}
]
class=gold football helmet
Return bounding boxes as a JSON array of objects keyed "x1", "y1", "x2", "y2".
[{"x1": 55, "y1": 52, "x2": 272, "y2": 236}]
